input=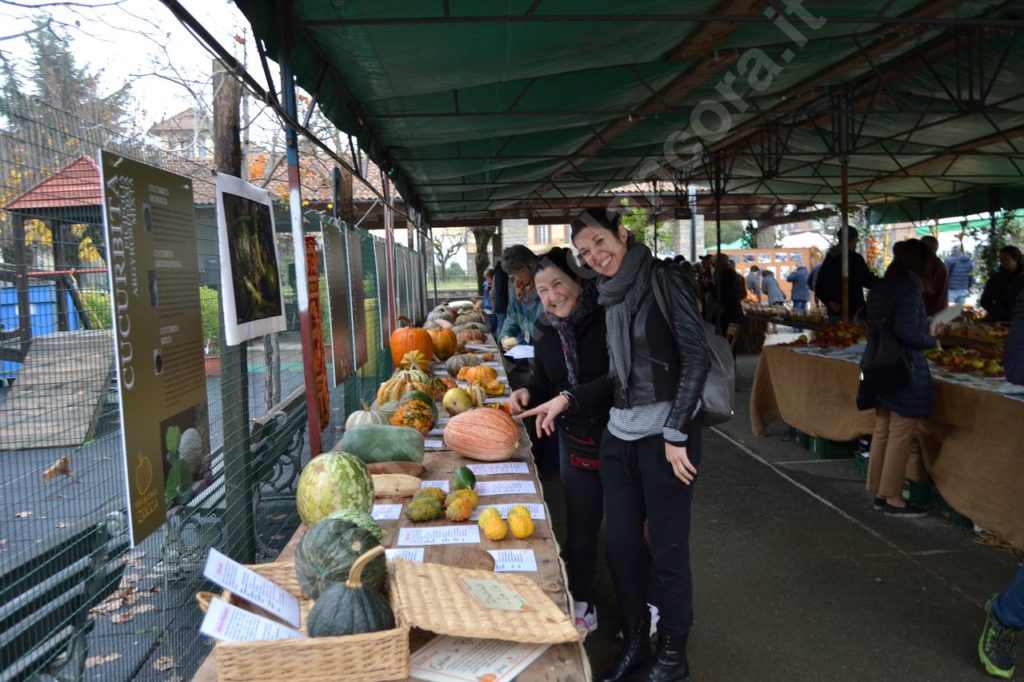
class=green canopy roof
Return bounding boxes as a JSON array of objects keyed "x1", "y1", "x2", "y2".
[{"x1": 232, "y1": 1, "x2": 1024, "y2": 225}]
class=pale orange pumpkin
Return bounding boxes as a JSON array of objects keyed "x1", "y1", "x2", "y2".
[
  {"x1": 443, "y1": 408, "x2": 520, "y2": 461},
  {"x1": 458, "y1": 365, "x2": 498, "y2": 384},
  {"x1": 428, "y1": 328, "x2": 459, "y2": 360},
  {"x1": 390, "y1": 317, "x2": 433, "y2": 367},
  {"x1": 456, "y1": 328, "x2": 486, "y2": 345}
]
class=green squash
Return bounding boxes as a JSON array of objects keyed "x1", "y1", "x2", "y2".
[
  {"x1": 445, "y1": 353, "x2": 481, "y2": 377},
  {"x1": 325, "y1": 508, "x2": 384, "y2": 543},
  {"x1": 450, "y1": 465, "x2": 476, "y2": 491},
  {"x1": 294, "y1": 517, "x2": 386, "y2": 599},
  {"x1": 307, "y1": 546, "x2": 395, "y2": 638},
  {"x1": 339, "y1": 424, "x2": 425, "y2": 464},
  {"x1": 398, "y1": 390, "x2": 438, "y2": 421}
]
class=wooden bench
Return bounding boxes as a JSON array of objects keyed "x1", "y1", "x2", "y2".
[
  {"x1": 162, "y1": 388, "x2": 308, "y2": 572},
  {"x1": 0, "y1": 512, "x2": 128, "y2": 682}
]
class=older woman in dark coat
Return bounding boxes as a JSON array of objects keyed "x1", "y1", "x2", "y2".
[{"x1": 857, "y1": 239, "x2": 936, "y2": 517}]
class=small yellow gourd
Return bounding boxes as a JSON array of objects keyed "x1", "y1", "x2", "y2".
[
  {"x1": 507, "y1": 505, "x2": 534, "y2": 539},
  {"x1": 478, "y1": 508, "x2": 507, "y2": 541}
]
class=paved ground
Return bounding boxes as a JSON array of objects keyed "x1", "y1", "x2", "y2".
[{"x1": 540, "y1": 350, "x2": 1020, "y2": 682}]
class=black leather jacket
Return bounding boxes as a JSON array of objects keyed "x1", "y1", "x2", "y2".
[{"x1": 578, "y1": 262, "x2": 710, "y2": 438}]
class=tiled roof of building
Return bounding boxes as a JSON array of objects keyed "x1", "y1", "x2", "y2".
[
  {"x1": 148, "y1": 108, "x2": 210, "y2": 137},
  {"x1": 4, "y1": 155, "x2": 102, "y2": 211}
]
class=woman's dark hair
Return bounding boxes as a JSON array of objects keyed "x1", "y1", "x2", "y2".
[
  {"x1": 531, "y1": 246, "x2": 585, "y2": 282},
  {"x1": 569, "y1": 209, "x2": 620, "y2": 242},
  {"x1": 500, "y1": 244, "x2": 537, "y2": 274},
  {"x1": 885, "y1": 239, "x2": 931, "y2": 279}
]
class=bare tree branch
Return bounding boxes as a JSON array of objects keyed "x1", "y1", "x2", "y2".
[{"x1": 0, "y1": 0, "x2": 123, "y2": 8}]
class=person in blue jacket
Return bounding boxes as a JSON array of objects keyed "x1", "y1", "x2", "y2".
[
  {"x1": 787, "y1": 265, "x2": 811, "y2": 311},
  {"x1": 977, "y1": 287, "x2": 1024, "y2": 679},
  {"x1": 945, "y1": 246, "x2": 975, "y2": 304}
]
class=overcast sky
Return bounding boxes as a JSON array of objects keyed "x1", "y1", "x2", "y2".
[{"x1": 0, "y1": 0, "x2": 273, "y2": 133}]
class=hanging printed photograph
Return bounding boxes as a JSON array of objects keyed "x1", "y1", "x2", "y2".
[{"x1": 215, "y1": 173, "x2": 286, "y2": 345}]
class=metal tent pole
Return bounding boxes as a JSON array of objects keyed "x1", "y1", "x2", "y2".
[{"x1": 280, "y1": 24, "x2": 322, "y2": 456}]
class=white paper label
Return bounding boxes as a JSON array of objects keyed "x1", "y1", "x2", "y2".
[
  {"x1": 475, "y1": 480, "x2": 537, "y2": 497},
  {"x1": 483, "y1": 361, "x2": 501, "y2": 367},
  {"x1": 385, "y1": 547, "x2": 425, "y2": 562},
  {"x1": 488, "y1": 549, "x2": 538, "y2": 572},
  {"x1": 420, "y1": 479, "x2": 450, "y2": 492},
  {"x1": 470, "y1": 503, "x2": 546, "y2": 521},
  {"x1": 467, "y1": 462, "x2": 530, "y2": 476},
  {"x1": 424, "y1": 438, "x2": 445, "y2": 449},
  {"x1": 371, "y1": 503, "x2": 403, "y2": 520},
  {"x1": 202, "y1": 548, "x2": 300, "y2": 628},
  {"x1": 409, "y1": 635, "x2": 549, "y2": 682},
  {"x1": 483, "y1": 397, "x2": 508, "y2": 404},
  {"x1": 397, "y1": 525, "x2": 481, "y2": 546},
  {"x1": 199, "y1": 597, "x2": 305, "y2": 642}
]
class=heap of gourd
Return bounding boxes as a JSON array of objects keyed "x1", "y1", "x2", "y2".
[{"x1": 290, "y1": 302, "x2": 534, "y2": 640}]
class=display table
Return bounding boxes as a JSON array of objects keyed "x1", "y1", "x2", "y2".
[
  {"x1": 193, "y1": 343, "x2": 590, "y2": 681},
  {"x1": 751, "y1": 344, "x2": 1024, "y2": 550}
]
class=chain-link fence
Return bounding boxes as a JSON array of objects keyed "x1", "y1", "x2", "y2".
[{"x1": 0, "y1": 95, "x2": 424, "y2": 681}]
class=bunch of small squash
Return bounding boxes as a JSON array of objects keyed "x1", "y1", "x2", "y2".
[
  {"x1": 405, "y1": 466, "x2": 479, "y2": 522},
  {"x1": 478, "y1": 505, "x2": 534, "y2": 542}
]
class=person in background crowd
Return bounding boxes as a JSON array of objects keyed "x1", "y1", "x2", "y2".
[
  {"x1": 808, "y1": 259, "x2": 823, "y2": 307},
  {"x1": 696, "y1": 255, "x2": 715, "y2": 321},
  {"x1": 857, "y1": 239, "x2": 936, "y2": 518},
  {"x1": 761, "y1": 269, "x2": 786, "y2": 306},
  {"x1": 945, "y1": 245, "x2": 975, "y2": 304},
  {"x1": 746, "y1": 265, "x2": 762, "y2": 303},
  {"x1": 498, "y1": 245, "x2": 542, "y2": 347},
  {"x1": 493, "y1": 257, "x2": 510, "y2": 336},
  {"x1": 523, "y1": 210, "x2": 710, "y2": 682},
  {"x1": 508, "y1": 247, "x2": 610, "y2": 638},
  {"x1": 815, "y1": 225, "x2": 880, "y2": 320},
  {"x1": 482, "y1": 266, "x2": 496, "y2": 332},
  {"x1": 787, "y1": 264, "x2": 811, "y2": 311},
  {"x1": 980, "y1": 245, "x2": 1024, "y2": 323},
  {"x1": 715, "y1": 254, "x2": 745, "y2": 347},
  {"x1": 977, "y1": 287, "x2": 1024, "y2": 679},
  {"x1": 920, "y1": 236, "x2": 948, "y2": 317}
]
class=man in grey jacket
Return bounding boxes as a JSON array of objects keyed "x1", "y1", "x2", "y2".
[{"x1": 745, "y1": 266, "x2": 762, "y2": 303}]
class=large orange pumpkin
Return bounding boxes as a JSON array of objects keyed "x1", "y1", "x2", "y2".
[
  {"x1": 428, "y1": 328, "x2": 459, "y2": 360},
  {"x1": 443, "y1": 408, "x2": 520, "y2": 461},
  {"x1": 390, "y1": 317, "x2": 433, "y2": 367},
  {"x1": 458, "y1": 365, "x2": 498, "y2": 384}
]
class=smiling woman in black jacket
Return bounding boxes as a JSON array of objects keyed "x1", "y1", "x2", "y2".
[
  {"x1": 508, "y1": 247, "x2": 610, "y2": 637},
  {"x1": 522, "y1": 211, "x2": 710, "y2": 682}
]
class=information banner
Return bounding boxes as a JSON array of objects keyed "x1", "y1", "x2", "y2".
[
  {"x1": 99, "y1": 151, "x2": 211, "y2": 546},
  {"x1": 214, "y1": 174, "x2": 286, "y2": 346},
  {"x1": 349, "y1": 230, "x2": 368, "y2": 368},
  {"x1": 322, "y1": 224, "x2": 353, "y2": 385}
]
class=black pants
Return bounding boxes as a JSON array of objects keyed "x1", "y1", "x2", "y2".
[
  {"x1": 558, "y1": 431, "x2": 603, "y2": 604},
  {"x1": 599, "y1": 414, "x2": 702, "y2": 636}
]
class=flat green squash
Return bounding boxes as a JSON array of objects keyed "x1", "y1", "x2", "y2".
[
  {"x1": 307, "y1": 546, "x2": 394, "y2": 638},
  {"x1": 294, "y1": 517, "x2": 386, "y2": 599},
  {"x1": 339, "y1": 424, "x2": 424, "y2": 464}
]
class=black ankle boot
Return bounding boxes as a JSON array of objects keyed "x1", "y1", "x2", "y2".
[
  {"x1": 636, "y1": 631, "x2": 690, "y2": 682},
  {"x1": 596, "y1": 615, "x2": 651, "y2": 682}
]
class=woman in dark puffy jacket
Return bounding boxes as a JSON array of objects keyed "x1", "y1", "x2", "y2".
[{"x1": 857, "y1": 239, "x2": 936, "y2": 517}]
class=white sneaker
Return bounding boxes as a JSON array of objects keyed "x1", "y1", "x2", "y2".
[
  {"x1": 648, "y1": 603, "x2": 660, "y2": 637},
  {"x1": 573, "y1": 601, "x2": 598, "y2": 637}
]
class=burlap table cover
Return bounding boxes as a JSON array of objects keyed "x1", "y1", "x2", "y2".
[{"x1": 751, "y1": 345, "x2": 1024, "y2": 550}]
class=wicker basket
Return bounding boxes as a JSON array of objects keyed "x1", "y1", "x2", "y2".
[{"x1": 201, "y1": 561, "x2": 410, "y2": 682}]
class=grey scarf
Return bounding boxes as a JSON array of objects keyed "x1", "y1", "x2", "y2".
[{"x1": 597, "y1": 242, "x2": 654, "y2": 388}]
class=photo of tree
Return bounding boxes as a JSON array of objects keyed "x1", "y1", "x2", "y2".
[{"x1": 221, "y1": 191, "x2": 282, "y2": 323}]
